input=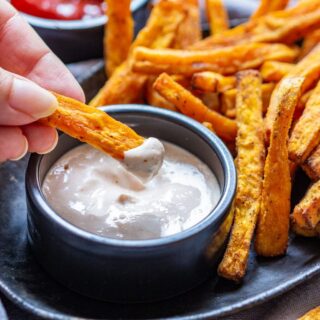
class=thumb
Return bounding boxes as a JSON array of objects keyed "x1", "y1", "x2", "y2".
[{"x1": 0, "y1": 67, "x2": 58, "y2": 126}]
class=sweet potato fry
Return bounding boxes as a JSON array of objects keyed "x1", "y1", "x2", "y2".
[
  {"x1": 198, "y1": 92, "x2": 220, "y2": 112},
  {"x1": 191, "y1": 72, "x2": 235, "y2": 92},
  {"x1": 173, "y1": 0, "x2": 201, "y2": 49},
  {"x1": 260, "y1": 61, "x2": 294, "y2": 83},
  {"x1": 265, "y1": 45, "x2": 320, "y2": 140},
  {"x1": 251, "y1": 0, "x2": 289, "y2": 20},
  {"x1": 132, "y1": 43, "x2": 298, "y2": 76},
  {"x1": 289, "y1": 81, "x2": 320, "y2": 164},
  {"x1": 90, "y1": 0, "x2": 186, "y2": 107},
  {"x1": 153, "y1": 73, "x2": 237, "y2": 141},
  {"x1": 291, "y1": 180, "x2": 320, "y2": 237},
  {"x1": 221, "y1": 83, "x2": 275, "y2": 118},
  {"x1": 145, "y1": 77, "x2": 177, "y2": 111},
  {"x1": 302, "y1": 144, "x2": 320, "y2": 181},
  {"x1": 105, "y1": 0, "x2": 133, "y2": 77},
  {"x1": 299, "y1": 29, "x2": 320, "y2": 60},
  {"x1": 255, "y1": 77, "x2": 304, "y2": 257},
  {"x1": 218, "y1": 71, "x2": 264, "y2": 281},
  {"x1": 298, "y1": 306, "x2": 320, "y2": 320},
  {"x1": 40, "y1": 93, "x2": 144, "y2": 159},
  {"x1": 205, "y1": 0, "x2": 229, "y2": 35},
  {"x1": 192, "y1": 0, "x2": 320, "y2": 50}
]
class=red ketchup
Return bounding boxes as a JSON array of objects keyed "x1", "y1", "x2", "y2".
[{"x1": 11, "y1": 0, "x2": 106, "y2": 20}]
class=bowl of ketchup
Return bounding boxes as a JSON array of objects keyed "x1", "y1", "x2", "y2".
[{"x1": 10, "y1": 0, "x2": 149, "y2": 63}]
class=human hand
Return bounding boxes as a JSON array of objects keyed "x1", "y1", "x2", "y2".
[{"x1": 0, "y1": 1, "x2": 85, "y2": 162}]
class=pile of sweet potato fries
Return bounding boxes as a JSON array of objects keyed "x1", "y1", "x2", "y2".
[
  {"x1": 88, "y1": 0, "x2": 320, "y2": 282},
  {"x1": 44, "y1": 0, "x2": 320, "y2": 282}
]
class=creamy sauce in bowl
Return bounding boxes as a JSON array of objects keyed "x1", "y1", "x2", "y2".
[{"x1": 42, "y1": 140, "x2": 220, "y2": 240}]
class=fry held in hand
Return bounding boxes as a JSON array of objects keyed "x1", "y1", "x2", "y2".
[
  {"x1": 153, "y1": 73, "x2": 237, "y2": 141},
  {"x1": 289, "y1": 81, "x2": 320, "y2": 164},
  {"x1": 132, "y1": 43, "x2": 298, "y2": 76},
  {"x1": 255, "y1": 77, "x2": 304, "y2": 257},
  {"x1": 105, "y1": 0, "x2": 133, "y2": 76},
  {"x1": 291, "y1": 180, "x2": 320, "y2": 238},
  {"x1": 205, "y1": 0, "x2": 229, "y2": 35},
  {"x1": 218, "y1": 71, "x2": 265, "y2": 281},
  {"x1": 40, "y1": 93, "x2": 144, "y2": 160}
]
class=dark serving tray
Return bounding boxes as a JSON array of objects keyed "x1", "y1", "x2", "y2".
[{"x1": 0, "y1": 61, "x2": 320, "y2": 319}]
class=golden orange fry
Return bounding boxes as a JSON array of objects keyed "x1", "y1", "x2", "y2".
[
  {"x1": 218, "y1": 70, "x2": 265, "y2": 282},
  {"x1": 289, "y1": 81, "x2": 320, "y2": 164},
  {"x1": 40, "y1": 93, "x2": 143, "y2": 160},
  {"x1": 192, "y1": 0, "x2": 320, "y2": 50},
  {"x1": 132, "y1": 43, "x2": 298, "y2": 76},
  {"x1": 105, "y1": 0, "x2": 133, "y2": 77},
  {"x1": 302, "y1": 144, "x2": 320, "y2": 181},
  {"x1": 191, "y1": 72, "x2": 235, "y2": 92},
  {"x1": 265, "y1": 45, "x2": 320, "y2": 141},
  {"x1": 173, "y1": 0, "x2": 201, "y2": 49},
  {"x1": 299, "y1": 28, "x2": 320, "y2": 60},
  {"x1": 291, "y1": 180, "x2": 320, "y2": 238},
  {"x1": 90, "y1": 0, "x2": 186, "y2": 107},
  {"x1": 255, "y1": 77, "x2": 304, "y2": 257},
  {"x1": 298, "y1": 306, "x2": 320, "y2": 320},
  {"x1": 153, "y1": 73, "x2": 237, "y2": 141},
  {"x1": 251, "y1": 0, "x2": 289, "y2": 20},
  {"x1": 221, "y1": 83, "x2": 275, "y2": 118},
  {"x1": 205, "y1": 0, "x2": 229, "y2": 35},
  {"x1": 260, "y1": 61, "x2": 294, "y2": 83}
]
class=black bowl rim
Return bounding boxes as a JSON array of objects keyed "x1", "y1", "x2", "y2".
[
  {"x1": 13, "y1": 0, "x2": 148, "y2": 30},
  {"x1": 26, "y1": 105, "x2": 236, "y2": 248}
]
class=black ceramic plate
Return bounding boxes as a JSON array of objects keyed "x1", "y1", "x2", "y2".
[{"x1": 1, "y1": 157, "x2": 320, "y2": 320}]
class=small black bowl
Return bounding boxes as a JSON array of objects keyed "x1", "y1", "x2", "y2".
[
  {"x1": 25, "y1": 105, "x2": 236, "y2": 303},
  {"x1": 13, "y1": 0, "x2": 149, "y2": 63}
]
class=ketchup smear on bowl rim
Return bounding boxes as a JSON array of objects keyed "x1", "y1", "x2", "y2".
[{"x1": 11, "y1": 0, "x2": 106, "y2": 21}]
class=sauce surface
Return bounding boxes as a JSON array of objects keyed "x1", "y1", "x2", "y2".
[
  {"x1": 11, "y1": 0, "x2": 105, "y2": 21},
  {"x1": 42, "y1": 141, "x2": 220, "y2": 240}
]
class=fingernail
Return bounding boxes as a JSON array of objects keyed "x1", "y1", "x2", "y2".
[
  {"x1": 38, "y1": 130, "x2": 59, "y2": 155},
  {"x1": 10, "y1": 78, "x2": 58, "y2": 119},
  {"x1": 10, "y1": 136, "x2": 28, "y2": 161}
]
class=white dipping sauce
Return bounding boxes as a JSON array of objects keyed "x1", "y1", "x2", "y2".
[{"x1": 42, "y1": 140, "x2": 220, "y2": 240}]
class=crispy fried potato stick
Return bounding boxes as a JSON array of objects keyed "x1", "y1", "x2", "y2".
[
  {"x1": 202, "y1": 122, "x2": 215, "y2": 133},
  {"x1": 291, "y1": 180, "x2": 320, "y2": 238},
  {"x1": 146, "y1": 77, "x2": 177, "y2": 111},
  {"x1": 265, "y1": 45, "x2": 320, "y2": 140},
  {"x1": 132, "y1": 43, "x2": 298, "y2": 76},
  {"x1": 105, "y1": 0, "x2": 133, "y2": 77},
  {"x1": 153, "y1": 73, "x2": 237, "y2": 141},
  {"x1": 255, "y1": 77, "x2": 304, "y2": 257},
  {"x1": 90, "y1": 0, "x2": 186, "y2": 107},
  {"x1": 260, "y1": 61, "x2": 294, "y2": 83},
  {"x1": 299, "y1": 29, "x2": 320, "y2": 61},
  {"x1": 192, "y1": 0, "x2": 320, "y2": 50},
  {"x1": 205, "y1": 0, "x2": 229, "y2": 35},
  {"x1": 173, "y1": 0, "x2": 201, "y2": 49},
  {"x1": 191, "y1": 72, "x2": 235, "y2": 92},
  {"x1": 289, "y1": 81, "x2": 320, "y2": 164},
  {"x1": 218, "y1": 70, "x2": 264, "y2": 281},
  {"x1": 302, "y1": 144, "x2": 320, "y2": 181},
  {"x1": 40, "y1": 93, "x2": 143, "y2": 159},
  {"x1": 298, "y1": 306, "x2": 320, "y2": 320},
  {"x1": 221, "y1": 83, "x2": 275, "y2": 118},
  {"x1": 251, "y1": 0, "x2": 289, "y2": 20}
]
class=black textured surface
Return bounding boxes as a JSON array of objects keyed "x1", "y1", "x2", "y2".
[{"x1": 0, "y1": 142, "x2": 320, "y2": 320}]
